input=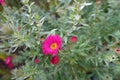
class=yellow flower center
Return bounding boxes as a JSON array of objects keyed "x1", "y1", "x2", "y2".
[{"x1": 50, "y1": 43, "x2": 58, "y2": 50}]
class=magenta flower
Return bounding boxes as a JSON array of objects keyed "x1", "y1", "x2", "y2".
[
  {"x1": 71, "y1": 36, "x2": 78, "y2": 43},
  {"x1": 51, "y1": 56, "x2": 60, "y2": 65},
  {"x1": 0, "y1": 0, "x2": 6, "y2": 6},
  {"x1": 42, "y1": 34, "x2": 62, "y2": 55}
]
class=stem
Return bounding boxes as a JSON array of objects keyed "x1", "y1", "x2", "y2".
[{"x1": 72, "y1": 67, "x2": 78, "y2": 80}]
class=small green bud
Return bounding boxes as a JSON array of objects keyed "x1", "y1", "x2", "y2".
[
  {"x1": 1, "y1": 24, "x2": 14, "y2": 34},
  {"x1": 21, "y1": 0, "x2": 29, "y2": 4}
]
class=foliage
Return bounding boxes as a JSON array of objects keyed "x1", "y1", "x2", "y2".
[{"x1": 0, "y1": 0, "x2": 120, "y2": 80}]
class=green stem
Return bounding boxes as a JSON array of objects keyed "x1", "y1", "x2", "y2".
[{"x1": 72, "y1": 67, "x2": 78, "y2": 80}]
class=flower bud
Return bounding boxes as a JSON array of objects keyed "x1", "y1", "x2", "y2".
[
  {"x1": 114, "y1": 48, "x2": 120, "y2": 54},
  {"x1": 1, "y1": 24, "x2": 14, "y2": 34},
  {"x1": 71, "y1": 36, "x2": 78, "y2": 43},
  {"x1": 34, "y1": 58, "x2": 40, "y2": 64},
  {"x1": 21, "y1": 0, "x2": 29, "y2": 4},
  {"x1": 51, "y1": 56, "x2": 59, "y2": 65}
]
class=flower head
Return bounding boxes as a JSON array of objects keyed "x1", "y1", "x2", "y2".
[
  {"x1": 42, "y1": 34, "x2": 62, "y2": 55},
  {"x1": 71, "y1": 36, "x2": 78, "y2": 43},
  {"x1": 51, "y1": 56, "x2": 59, "y2": 65},
  {"x1": 0, "y1": 0, "x2": 6, "y2": 6}
]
